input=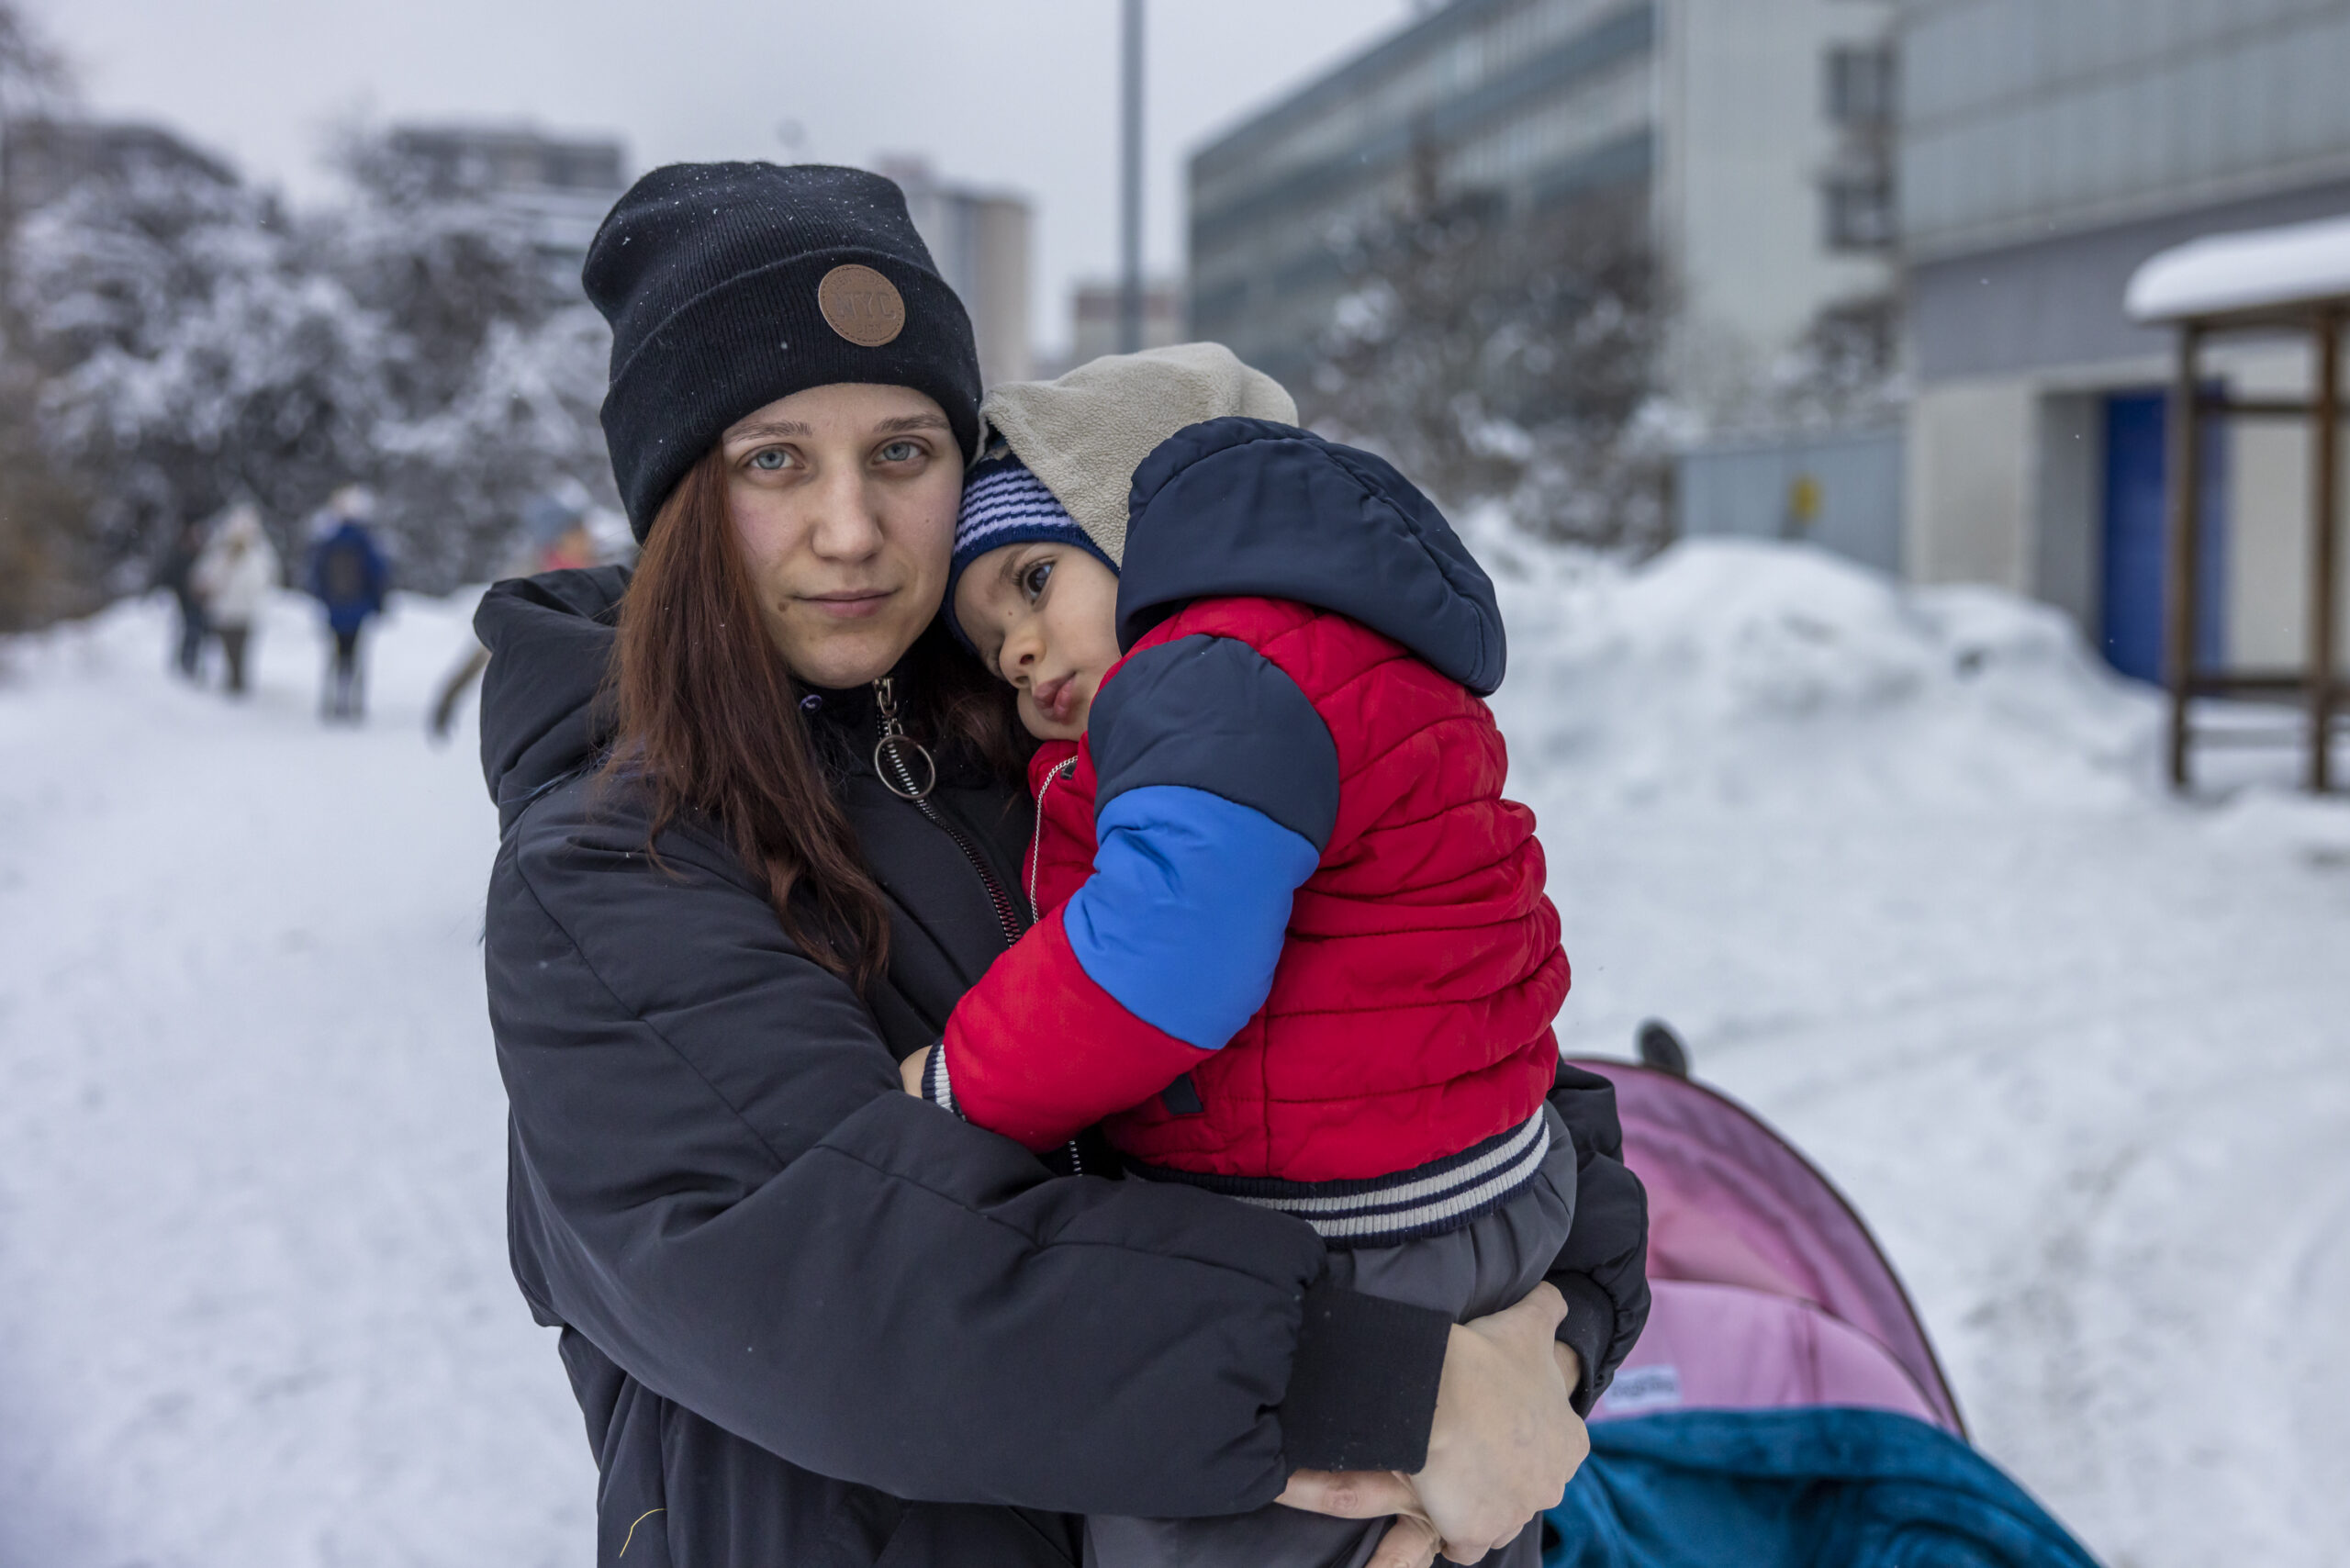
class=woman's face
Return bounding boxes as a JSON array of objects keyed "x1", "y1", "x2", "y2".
[{"x1": 722, "y1": 383, "x2": 961, "y2": 689}]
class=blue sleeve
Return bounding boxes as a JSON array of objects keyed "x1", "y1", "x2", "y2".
[
  {"x1": 1064, "y1": 787, "x2": 1319, "y2": 1048},
  {"x1": 1064, "y1": 634, "x2": 1342, "y2": 1049}
]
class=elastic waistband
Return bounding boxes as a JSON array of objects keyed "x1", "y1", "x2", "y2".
[{"x1": 1127, "y1": 1112, "x2": 1550, "y2": 1246}]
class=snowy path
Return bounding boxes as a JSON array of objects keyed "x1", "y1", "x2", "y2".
[
  {"x1": 3, "y1": 544, "x2": 2346, "y2": 1568},
  {"x1": 0, "y1": 592, "x2": 593, "y2": 1566}
]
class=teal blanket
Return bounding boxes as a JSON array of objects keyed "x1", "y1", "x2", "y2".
[{"x1": 1546, "y1": 1410, "x2": 2098, "y2": 1568}]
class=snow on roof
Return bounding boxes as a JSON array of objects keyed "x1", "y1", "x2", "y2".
[{"x1": 2127, "y1": 213, "x2": 2350, "y2": 323}]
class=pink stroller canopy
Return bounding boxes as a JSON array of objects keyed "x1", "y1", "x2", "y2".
[{"x1": 1572, "y1": 1059, "x2": 1964, "y2": 1436}]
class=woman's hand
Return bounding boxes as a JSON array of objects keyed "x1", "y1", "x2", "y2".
[
  {"x1": 1416, "y1": 1285, "x2": 1585, "y2": 1559},
  {"x1": 899, "y1": 1047, "x2": 930, "y2": 1096},
  {"x1": 1278, "y1": 1287, "x2": 1589, "y2": 1564}
]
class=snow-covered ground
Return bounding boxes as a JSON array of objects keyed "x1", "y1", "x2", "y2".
[
  {"x1": 1479, "y1": 538, "x2": 2350, "y2": 1568},
  {"x1": 0, "y1": 590, "x2": 594, "y2": 1565},
  {"x1": 3, "y1": 541, "x2": 2346, "y2": 1568}
]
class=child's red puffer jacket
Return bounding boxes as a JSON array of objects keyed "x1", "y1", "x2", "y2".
[{"x1": 932, "y1": 419, "x2": 1567, "y2": 1237}]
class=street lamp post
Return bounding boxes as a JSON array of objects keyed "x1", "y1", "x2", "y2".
[{"x1": 1118, "y1": 0, "x2": 1144, "y2": 354}]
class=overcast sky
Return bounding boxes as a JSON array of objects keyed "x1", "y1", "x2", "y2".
[{"x1": 28, "y1": 0, "x2": 1420, "y2": 357}]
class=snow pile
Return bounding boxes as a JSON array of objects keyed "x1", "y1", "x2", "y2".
[
  {"x1": 1468, "y1": 536, "x2": 2350, "y2": 1568},
  {"x1": 1476, "y1": 534, "x2": 2158, "y2": 810},
  {"x1": 2202, "y1": 782, "x2": 2350, "y2": 868}
]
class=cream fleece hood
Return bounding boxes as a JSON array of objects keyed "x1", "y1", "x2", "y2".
[{"x1": 976, "y1": 342, "x2": 1295, "y2": 565}]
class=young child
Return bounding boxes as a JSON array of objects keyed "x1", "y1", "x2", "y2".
[{"x1": 908, "y1": 344, "x2": 1573, "y2": 1568}]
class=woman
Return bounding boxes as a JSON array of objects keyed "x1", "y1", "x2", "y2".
[
  {"x1": 476, "y1": 162, "x2": 1649, "y2": 1568},
  {"x1": 191, "y1": 502, "x2": 278, "y2": 696}
]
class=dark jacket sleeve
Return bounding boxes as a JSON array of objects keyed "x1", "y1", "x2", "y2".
[
  {"x1": 488, "y1": 790, "x2": 1452, "y2": 1520},
  {"x1": 1542, "y1": 1060, "x2": 1650, "y2": 1414}
]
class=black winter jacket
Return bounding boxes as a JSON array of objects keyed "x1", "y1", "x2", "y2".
[{"x1": 476, "y1": 566, "x2": 1647, "y2": 1568}]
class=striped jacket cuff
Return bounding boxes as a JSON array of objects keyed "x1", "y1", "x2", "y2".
[{"x1": 921, "y1": 1042, "x2": 962, "y2": 1118}]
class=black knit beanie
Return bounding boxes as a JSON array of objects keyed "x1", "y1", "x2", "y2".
[{"x1": 583, "y1": 162, "x2": 984, "y2": 541}]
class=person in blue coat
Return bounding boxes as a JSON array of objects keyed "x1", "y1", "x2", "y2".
[{"x1": 307, "y1": 487, "x2": 389, "y2": 722}]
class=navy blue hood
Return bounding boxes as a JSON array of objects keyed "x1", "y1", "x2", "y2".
[{"x1": 1117, "y1": 419, "x2": 1506, "y2": 696}]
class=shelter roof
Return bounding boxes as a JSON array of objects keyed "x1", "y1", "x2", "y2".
[{"x1": 2127, "y1": 213, "x2": 2350, "y2": 325}]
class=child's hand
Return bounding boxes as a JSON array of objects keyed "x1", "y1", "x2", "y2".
[{"x1": 899, "y1": 1047, "x2": 931, "y2": 1097}]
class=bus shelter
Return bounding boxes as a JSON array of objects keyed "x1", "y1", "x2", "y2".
[{"x1": 2126, "y1": 216, "x2": 2350, "y2": 793}]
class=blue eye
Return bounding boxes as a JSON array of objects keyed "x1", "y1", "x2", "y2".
[
  {"x1": 748, "y1": 448, "x2": 792, "y2": 472},
  {"x1": 878, "y1": 439, "x2": 922, "y2": 462}
]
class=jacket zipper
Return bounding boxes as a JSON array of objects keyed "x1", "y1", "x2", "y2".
[
  {"x1": 1025, "y1": 756, "x2": 1087, "y2": 1174},
  {"x1": 871, "y1": 682, "x2": 1082, "y2": 1176},
  {"x1": 1027, "y1": 756, "x2": 1079, "y2": 923},
  {"x1": 870, "y1": 683, "x2": 1024, "y2": 948}
]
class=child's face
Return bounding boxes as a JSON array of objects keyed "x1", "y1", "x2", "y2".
[{"x1": 954, "y1": 543, "x2": 1124, "y2": 740}]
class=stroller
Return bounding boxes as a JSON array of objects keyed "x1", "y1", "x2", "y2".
[{"x1": 1542, "y1": 1026, "x2": 2099, "y2": 1567}]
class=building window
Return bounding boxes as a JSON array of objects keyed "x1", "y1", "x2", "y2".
[
  {"x1": 1824, "y1": 172, "x2": 1895, "y2": 251},
  {"x1": 1826, "y1": 43, "x2": 1896, "y2": 129},
  {"x1": 1822, "y1": 39, "x2": 1895, "y2": 251}
]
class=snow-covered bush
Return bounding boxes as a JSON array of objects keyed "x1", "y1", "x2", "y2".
[
  {"x1": 17, "y1": 164, "x2": 390, "y2": 577},
  {"x1": 0, "y1": 0, "x2": 100, "y2": 631}
]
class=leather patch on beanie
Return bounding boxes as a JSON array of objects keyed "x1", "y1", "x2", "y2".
[{"x1": 818, "y1": 263, "x2": 907, "y2": 347}]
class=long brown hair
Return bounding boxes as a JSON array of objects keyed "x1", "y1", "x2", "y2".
[{"x1": 605, "y1": 444, "x2": 1028, "y2": 991}]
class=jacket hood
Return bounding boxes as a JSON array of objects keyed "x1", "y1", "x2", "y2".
[
  {"x1": 979, "y1": 343, "x2": 1295, "y2": 566},
  {"x1": 1118, "y1": 418, "x2": 1506, "y2": 696},
  {"x1": 475, "y1": 566, "x2": 630, "y2": 830}
]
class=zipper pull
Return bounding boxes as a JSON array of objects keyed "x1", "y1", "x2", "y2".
[{"x1": 871, "y1": 677, "x2": 937, "y2": 801}]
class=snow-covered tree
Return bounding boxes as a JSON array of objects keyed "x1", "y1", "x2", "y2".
[
  {"x1": 9, "y1": 118, "x2": 616, "y2": 601},
  {"x1": 313, "y1": 132, "x2": 616, "y2": 586},
  {"x1": 1302, "y1": 177, "x2": 1671, "y2": 551},
  {"x1": 17, "y1": 162, "x2": 389, "y2": 577},
  {"x1": 0, "y1": 0, "x2": 95, "y2": 630},
  {"x1": 369, "y1": 303, "x2": 614, "y2": 588},
  {"x1": 1705, "y1": 291, "x2": 1905, "y2": 440}
]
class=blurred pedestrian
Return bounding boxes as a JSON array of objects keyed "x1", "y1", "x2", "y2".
[
  {"x1": 151, "y1": 518, "x2": 212, "y2": 678},
  {"x1": 190, "y1": 504, "x2": 279, "y2": 697},
  {"x1": 523, "y1": 485, "x2": 603, "y2": 575},
  {"x1": 428, "y1": 485, "x2": 602, "y2": 742},
  {"x1": 308, "y1": 486, "x2": 390, "y2": 722}
]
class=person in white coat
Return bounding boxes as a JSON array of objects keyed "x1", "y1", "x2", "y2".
[{"x1": 191, "y1": 504, "x2": 280, "y2": 696}]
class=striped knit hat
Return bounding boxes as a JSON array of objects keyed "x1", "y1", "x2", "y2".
[{"x1": 944, "y1": 451, "x2": 1118, "y2": 648}]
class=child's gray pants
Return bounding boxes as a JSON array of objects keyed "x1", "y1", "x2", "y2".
[{"x1": 1084, "y1": 1105, "x2": 1578, "y2": 1568}]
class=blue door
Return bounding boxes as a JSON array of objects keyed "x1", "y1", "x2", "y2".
[{"x1": 2100, "y1": 391, "x2": 2226, "y2": 683}]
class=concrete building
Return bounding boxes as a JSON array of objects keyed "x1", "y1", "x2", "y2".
[
  {"x1": 386, "y1": 124, "x2": 628, "y2": 299},
  {"x1": 876, "y1": 156, "x2": 1032, "y2": 388},
  {"x1": 1900, "y1": 0, "x2": 2350, "y2": 681},
  {"x1": 1187, "y1": 0, "x2": 1898, "y2": 401},
  {"x1": 1678, "y1": 425, "x2": 1906, "y2": 574},
  {"x1": 0, "y1": 117, "x2": 236, "y2": 218},
  {"x1": 1064, "y1": 277, "x2": 1185, "y2": 370}
]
